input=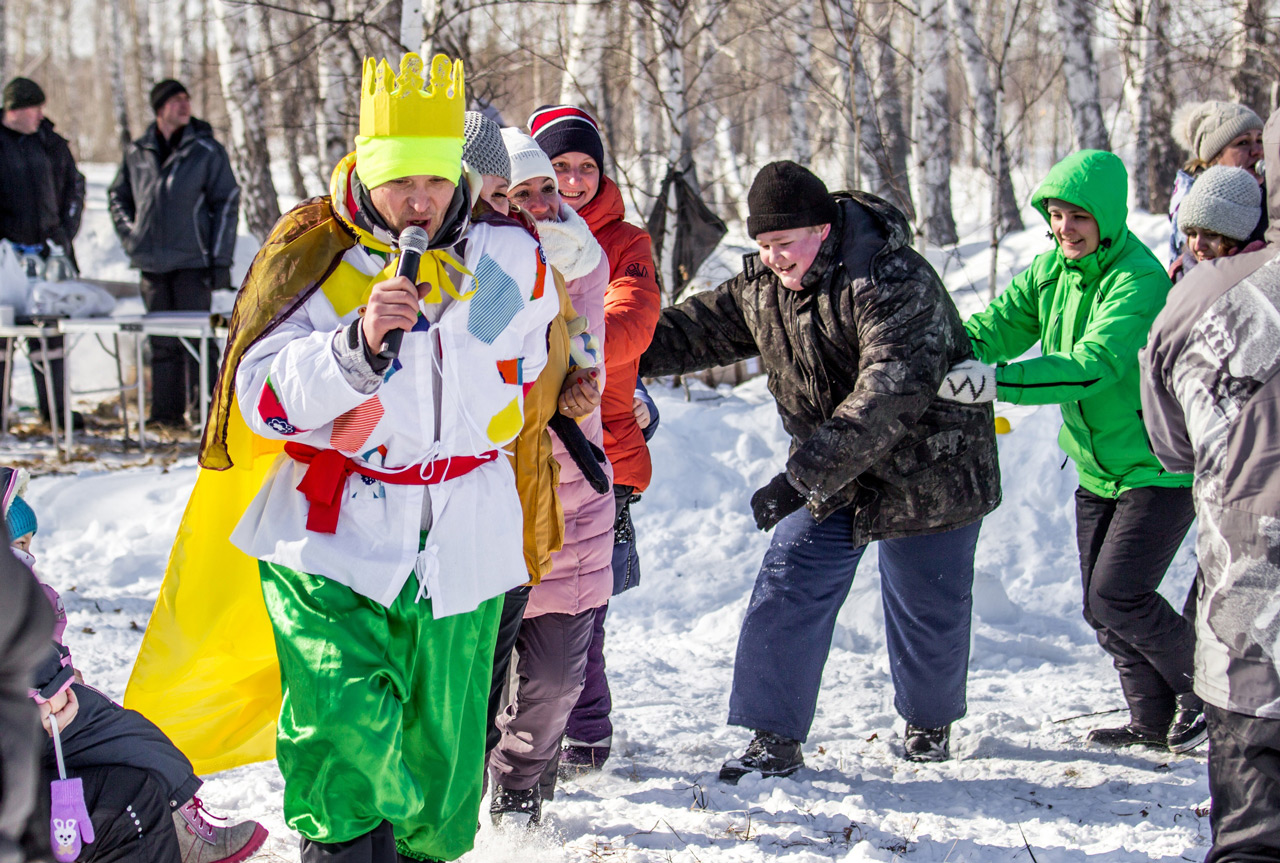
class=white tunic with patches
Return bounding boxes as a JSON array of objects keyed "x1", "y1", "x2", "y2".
[{"x1": 231, "y1": 220, "x2": 558, "y2": 615}]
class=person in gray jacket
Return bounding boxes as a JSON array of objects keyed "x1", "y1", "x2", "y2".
[
  {"x1": 1141, "y1": 107, "x2": 1280, "y2": 863},
  {"x1": 107, "y1": 80, "x2": 239, "y2": 428}
]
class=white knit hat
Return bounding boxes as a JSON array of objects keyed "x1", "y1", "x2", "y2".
[
  {"x1": 500, "y1": 128, "x2": 556, "y2": 189},
  {"x1": 1178, "y1": 165, "x2": 1262, "y2": 242},
  {"x1": 1173, "y1": 100, "x2": 1264, "y2": 163},
  {"x1": 463, "y1": 111, "x2": 510, "y2": 182}
]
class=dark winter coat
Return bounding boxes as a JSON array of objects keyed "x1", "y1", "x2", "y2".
[
  {"x1": 0, "y1": 545, "x2": 52, "y2": 859},
  {"x1": 639, "y1": 193, "x2": 1001, "y2": 545},
  {"x1": 0, "y1": 118, "x2": 85, "y2": 252},
  {"x1": 108, "y1": 118, "x2": 239, "y2": 274},
  {"x1": 1141, "y1": 109, "x2": 1280, "y2": 720}
]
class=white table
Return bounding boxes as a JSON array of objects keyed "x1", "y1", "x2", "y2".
[
  {"x1": 0, "y1": 322, "x2": 66, "y2": 450},
  {"x1": 60, "y1": 312, "x2": 226, "y2": 453}
]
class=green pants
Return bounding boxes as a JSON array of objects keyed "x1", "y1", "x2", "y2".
[{"x1": 260, "y1": 561, "x2": 501, "y2": 861}]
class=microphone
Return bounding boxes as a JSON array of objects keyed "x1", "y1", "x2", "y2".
[{"x1": 377, "y1": 225, "x2": 431, "y2": 362}]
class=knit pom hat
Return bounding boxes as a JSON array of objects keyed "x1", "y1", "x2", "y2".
[
  {"x1": 149, "y1": 79, "x2": 189, "y2": 114},
  {"x1": 1177, "y1": 165, "x2": 1262, "y2": 242},
  {"x1": 463, "y1": 111, "x2": 510, "y2": 182},
  {"x1": 746, "y1": 161, "x2": 839, "y2": 238},
  {"x1": 1174, "y1": 100, "x2": 1263, "y2": 163},
  {"x1": 501, "y1": 128, "x2": 556, "y2": 189},
  {"x1": 3, "y1": 77, "x2": 45, "y2": 111},
  {"x1": 527, "y1": 105, "x2": 605, "y2": 171}
]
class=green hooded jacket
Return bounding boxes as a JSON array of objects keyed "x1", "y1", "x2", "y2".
[{"x1": 964, "y1": 150, "x2": 1191, "y2": 497}]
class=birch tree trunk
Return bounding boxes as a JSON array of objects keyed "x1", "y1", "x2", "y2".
[
  {"x1": 949, "y1": 0, "x2": 1022, "y2": 233},
  {"x1": 132, "y1": 0, "x2": 159, "y2": 87},
  {"x1": 787, "y1": 0, "x2": 813, "y2": 164},
  {"x1": 109, "y1": 0, "x2": 132, "y2": 149},
  {"x1": 870, "y1": 4, "x2": 915, "y2": 220},
  {"x1": 1231, "y1": 0, "x2": 1270, "y2": 115},
  {"x1": 1053, "y1": 0, "x2": 1109, "y2": 150},
  {"x1": 400, "y1": 0, "x2": 422, "y2": 50},
  {"x1": 1123, "y1": 0, "x2": 1161, "y2": 210},
  {"x1": 913, "y1": 0, "x2": 957, "y2": 245},
  {"x1": 0, "y1": 0, "x2": 6, "y2": 80},
  {"x1": 628, "y1": 2, "x2": 657, "y2": 218},
  {"x1": 254, "y1": 2, "x2": 309, "y2": 201},
  {"x1": 829, "y1": 0, "x2": 880, "y2": 194},
  {"x1": 653, "y1": 0, "x2": 690, "y2": 300},
  {"x1": 559, "y1": 0, "x2": 603, "y2": 113},
  {"x1": 1146, "y1": 9, "x2": 1178, "y2": 213},
  {"x1": 174, "y1": 0, "x2": 194, "y2": 81},
  {"x1": 213, "y1": 0, "x2": 280, "y2": 241},
  {"x1": 315, "y1": 0, "x2": 359, "y2": 176}
]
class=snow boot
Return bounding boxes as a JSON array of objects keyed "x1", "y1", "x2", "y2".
[
  {"x1": 558, "y1": 736, "x2": 610, "y2": 779},
  {"x1": 718, "y1": 731, "x2": 803, "y2": 784},
  {"x1": 489, "y1": 785, "x2": 541, "y2": 829},
  {"x1": 173, "y1": 798, "x2": 269, "y2": 863},
  {"x1": 904, "y1": 725, "x2": 951, "y2": 763},
  {"x1": 1086, "y1": 723, "x2": 1168, "y2": 749},
  {"x1": 1166, "y1": 693, "x2": 1208, "y2": 754}
]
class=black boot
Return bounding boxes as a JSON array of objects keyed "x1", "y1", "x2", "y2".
[
  {"x1": 490, "y1": 784, "x2": 541, "y2": 828},
  {"x1": 904, "y1": 724, "x2": 951, "y2": 762},
  {"x1": 1086, "y1": 723, "x2": 1168, "y2": 749},
  {"x1": 1167, "y1": 692, "x2": 1208, "y2": 753},
  {"x1": 718, "y1": 730, "x2": 803, "y2": 784},
  {"x1": 301, "y1": 821, "x2": 399, "y2": 863}
]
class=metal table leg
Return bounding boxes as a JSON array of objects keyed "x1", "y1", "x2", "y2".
[
  {"x1": 64, "y1": 333, "x2": 75, "y2": 456},
  {"x1": 1, "y1": 337, "x2": 13, "y2": 436},
  {"x1": 35, "y1": 335, "x2": 62, "y2": 460},
  {"x1": 136, "y1": 333, "x2": 147, "y2": 451},
  {"x1": 198, "y1": 335, "x2": 209, "y2": 429}
]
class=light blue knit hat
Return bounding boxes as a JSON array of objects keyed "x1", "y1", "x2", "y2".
[{"x1": 7, "y1": 495, "x2": 35, "y2": 540}]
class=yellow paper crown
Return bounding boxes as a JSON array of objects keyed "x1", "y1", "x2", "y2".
[{"x1": 359, "y1": 52, "x2": 465, "y2": 139}]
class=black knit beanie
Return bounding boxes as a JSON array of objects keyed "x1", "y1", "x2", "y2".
[
  {"x1": 3, "y1": 78, "x2": 45, "y2": 111},
  {"x1": 528, "y1": 105, "x2": 606, "y2": 172},
  {"x1": 746, "y1": 161, "x2": 839, "y2": 238},
  {"x1": 150, "y1": 79, "x2": 189, "y2": 114}
]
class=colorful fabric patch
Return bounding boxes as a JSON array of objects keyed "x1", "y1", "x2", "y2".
[
  {"x1": 256, "y1": 376, "x2": 305, "y2": 435},
  {"x1": 411, "y1": 313, "x2": 431, "y2": 333},
  {"x1": 382, "y1": 357, "x2": 402, "y2": 384},
  {"x1": 496, "y1": 358, "x2": 523, "y2": 386},
  {"x1": 330, "y1": 397, "x2": 385, "y2": 452},
  {"x1": 532, "y1": 246, "x2": 547, "y2": 300},
  {"x1": 486, "y1": 397, "x2": 524, "y2": 444},
  {"x1": 467, "y1": 254, "x2": 525, "y2": 345}
]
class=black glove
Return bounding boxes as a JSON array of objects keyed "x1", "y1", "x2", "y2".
[
  {"x1": 211, "y1": 267, "x2": 233, "y2": 291},
  {"x1": 750, "y1": 472, "x2": 806, "y2": 531}
]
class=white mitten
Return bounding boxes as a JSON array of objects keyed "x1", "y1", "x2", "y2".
[{"x1": 938, "y1": 359, "x2": 998, "y2": 404}]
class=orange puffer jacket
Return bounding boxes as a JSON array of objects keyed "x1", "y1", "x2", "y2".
[{"x1": 578, "y1": 176, "x2": 660, "y2": 490}]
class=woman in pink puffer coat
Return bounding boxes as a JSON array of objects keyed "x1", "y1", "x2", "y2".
[{"x1": 487, "y1": 130, "x2": 614, "y2": 827}]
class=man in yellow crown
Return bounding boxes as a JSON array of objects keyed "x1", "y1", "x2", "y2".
[{"x1": 204, "y1": 53, "x2": 559, "y2": 862}]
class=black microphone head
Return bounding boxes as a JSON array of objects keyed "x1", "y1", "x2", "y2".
[{"x1": 398, "y1": 226, "x2": 430, "y2": 255}]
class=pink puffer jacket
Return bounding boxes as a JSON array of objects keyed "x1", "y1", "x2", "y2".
[{"x1": 525, "y1": 206, "x2": 615, "y2": 618}]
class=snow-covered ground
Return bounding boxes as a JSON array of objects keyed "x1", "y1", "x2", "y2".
[{"x1": 10, "y1": 166, "x2": 1215, "y2": 861}]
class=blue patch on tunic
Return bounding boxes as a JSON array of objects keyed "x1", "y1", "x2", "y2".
[{"x1": 467, "y1": 254, "x2": 524, "y2": 345}]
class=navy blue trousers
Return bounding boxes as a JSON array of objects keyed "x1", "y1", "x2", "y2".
[{"x1": 728, "y1": 507, "x2": 981, "y2": 742}]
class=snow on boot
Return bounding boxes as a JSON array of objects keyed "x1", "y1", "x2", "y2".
[
  {"x1": 558, "y1": 736, "x2": 610, "y2": 779},
  {"x1": 718, "y1": 731, "x2": 803, "y2": 784},
  {"x1": 489, "y1": 785, "x2": 541, "y2": 829},
  {"x1": 173, "y1": 798, "x2": 269, "y2": 863},
  {"x1": 904, "y1": 725, "x2": 951, "y2": 763},
  {"x1": 1167, "y1": 693, "x2": 1208, "y2": 754},
  {"x1": 1086, "y1": 723, "x2": 1168, "y2": 749}
]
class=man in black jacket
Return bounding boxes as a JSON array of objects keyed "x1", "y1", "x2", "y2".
[
  {"x1": 108, "y1": 80, "x2": 239, "y2": 428},
  {"x1": 0, "y1": 77, "x2": 86, "y2": 427},
  {"x1": 640, "y1": 162, "x2": 1001, "y2": 779}
]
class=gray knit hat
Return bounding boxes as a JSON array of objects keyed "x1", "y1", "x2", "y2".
[
  {"x1": 1178, "y1": 165, "x2": 1261, "y2": 242},
  {"x1": 463, "y1": 111, "x2": 510, "y2": 182},
  {"x1": 1174, "y1": 100, "x2": 1264, "y2": 163}
]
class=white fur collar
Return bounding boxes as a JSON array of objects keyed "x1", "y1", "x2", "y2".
[{"x1": 536, "y1": 204, "x2": 603, "y2": 282}]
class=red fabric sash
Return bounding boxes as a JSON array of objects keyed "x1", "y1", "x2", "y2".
[{"x1": 283, "y1": 442, "x2": 499, "y2": 534}]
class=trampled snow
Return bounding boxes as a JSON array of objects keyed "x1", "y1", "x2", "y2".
[{"x1": 10, "y1": 166, "x2": 1213, "y2": 861}]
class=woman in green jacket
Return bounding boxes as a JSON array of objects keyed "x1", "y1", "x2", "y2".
[{"x1": 939, "y1": 150, "x2": 1201, "y2": 753}]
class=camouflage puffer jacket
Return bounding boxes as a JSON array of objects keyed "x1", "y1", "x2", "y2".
[{"x1": 640, "y1": 192, "x2": 1001, "y2": 545}]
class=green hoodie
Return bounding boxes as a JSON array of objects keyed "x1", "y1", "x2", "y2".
[{"x1": 964, "y1": 150, "x2": 1191, "y2": 497}]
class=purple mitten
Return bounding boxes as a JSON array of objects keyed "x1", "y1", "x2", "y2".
[{"x1": 50, "y1": 777, "x2": 94, "y2": 862}]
